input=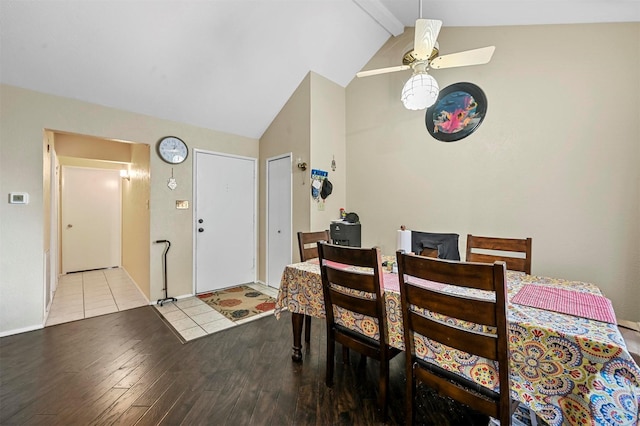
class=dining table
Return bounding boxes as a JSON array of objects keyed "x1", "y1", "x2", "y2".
[{"x1": 274, "y1": 258, "x2": 640, "y2": 426}]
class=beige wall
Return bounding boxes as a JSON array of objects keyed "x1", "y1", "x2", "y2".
[
  {"x1": 122, "y1": 143, "x2": 151, "y2": 298},
  {"x1": 346, "y1": 22, "x2": 640, "y2": 321},
  {"x1": 0, "y1": 84, "x2": 258, "y2": 335},
  {"x1": 259, "y1": 74, "x2": 311, "y2": 272},
  {"x1": 258, "y1": 72, "x2": 347, "y2": 277},
  {"x1": 310, "y1": 73, "x2": 347, "y2": 229},
  {"x1": 55, "y1": 132, "x2": 132, "y2": 162}
]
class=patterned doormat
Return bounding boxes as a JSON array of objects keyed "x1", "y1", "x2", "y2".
[{"x1": 197, "y1": 285, "x2": 276, "y2": 322}]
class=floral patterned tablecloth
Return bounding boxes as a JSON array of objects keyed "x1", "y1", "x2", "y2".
[{"x1": 274, "y1": 261, "x2": 640, "y2": 426}]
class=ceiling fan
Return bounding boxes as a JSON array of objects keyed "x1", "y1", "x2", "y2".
[{"x1": 356, "y1": 6, "x2": 495, "y2": 110}]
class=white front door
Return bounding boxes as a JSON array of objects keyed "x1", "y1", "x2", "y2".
[
  {"x1": 195, "y1": 151, "x2": 256, "y2": 293},
  {"x1": 266, "y1": 154, "x2": 292, "y2": 288},
  {"x1": 61, "y1": 166, "x2": 121, "y2": 273}
]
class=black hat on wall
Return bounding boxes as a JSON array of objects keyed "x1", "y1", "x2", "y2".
[{"x1": 320, "y1": 179, "x2": 333, "y2": 199}]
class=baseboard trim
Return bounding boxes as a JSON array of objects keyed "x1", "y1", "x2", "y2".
[
  {"x1": 0, "y1": 323, "x2": 44, "y2": 338},
  {"x1": 120, "y1": 267, "x2": 151, "y2": 304}
]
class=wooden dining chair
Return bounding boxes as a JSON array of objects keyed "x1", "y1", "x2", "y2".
[
  {"x1": 396, "y1": 251, "x2": 516, "y2": 425},
  {"x1": 318, "y1": 242, "x2": 401, "y2": 420},
  {"x1": 466, "y1": 234, "x2": 532, "y2": 274},
  {"x1": 297, "y1": 230, "x2": 330, "y2": 262},
  {"x1": 296, "y1": 230, "x2": 331, "y2": 343}
]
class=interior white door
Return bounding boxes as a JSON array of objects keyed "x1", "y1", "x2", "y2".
[
  {"x1": 266, "y1": 155, "x2": 292, "y2": 288},
  {"x1": 61, "y1": 167, "x2": 121, "y2": 273},
  {"x1": 195, "y1": 151, "x2": 256, "y2": 293}
]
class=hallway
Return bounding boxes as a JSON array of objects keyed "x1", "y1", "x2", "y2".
[{"x1": 45, "y1": 267, "x2": 148, "y2": 326}]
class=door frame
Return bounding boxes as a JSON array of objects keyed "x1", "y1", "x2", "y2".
[
  {"x1": 265, "y1": 153, "x2": 293, "y2": 288},
  {"x1": 192, "y1": 149, "x2": 258, "y2": 294},
  {"x1": 45, "y1": 147, "x2": 60, "y2": 318}
]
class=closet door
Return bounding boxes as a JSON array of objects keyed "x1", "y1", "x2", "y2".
[{"x1": 266, "y1": 154, "x2": 292, "y2": 288}]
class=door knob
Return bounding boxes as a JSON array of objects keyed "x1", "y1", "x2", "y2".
[
  {"x1": 198, "y1": 219, "x2": 204, "y2": 223},
  {"x1": 67, "y1": 224, "x2": 73, "y2": 228},
  {"x1": 198, "y1": 228, "x2": 204, "y2": 233}
]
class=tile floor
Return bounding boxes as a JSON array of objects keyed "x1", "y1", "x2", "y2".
[
  {"x1": 45, "y1": 267, "x2": 149, "y2": 327},
  {"x1": 46, "y1": 269, "x2": 280, "y2": 343},
  {"x1": 154, "y1": 283, "x2": 280, "y2": 342}
]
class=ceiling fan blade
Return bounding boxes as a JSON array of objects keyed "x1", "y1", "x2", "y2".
[
  {"x1": 414, "y1": 19, "x2": 442, "y2": 61},
  {"x1": 356, "y1": 65, "x2": 410, "y2": 78},
  {"x1": 430, "y1": 46, "x2": 495, "y2": 69}
]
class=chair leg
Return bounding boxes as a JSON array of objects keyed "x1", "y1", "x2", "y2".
[
  {"x1": 304, "y1": 314, "x2": 311, "y2": 343},
  {"x1": 378, "y1": 358, "x2": 389, "y2": 420},
  {"x1": 360, "y1": 353, "x2": 367, "y2": 365},
  {"x1": 406, "y1": 362, "x2": 416, "y2": 425},
  {"x1": 326, "y1": 333, "x2": 335, "y2": 387}
]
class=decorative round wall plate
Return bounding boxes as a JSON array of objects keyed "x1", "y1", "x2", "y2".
[{"x1": 425, "y1": 82, "x2": 487, "y2": 142}]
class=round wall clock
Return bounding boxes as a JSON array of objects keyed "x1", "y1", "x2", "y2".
[{"x1": 157, "y1": 136, "x2": 188, "y2": 164}]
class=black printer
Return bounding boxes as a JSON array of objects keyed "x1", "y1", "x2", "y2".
[{"x1": 330, "y1": 222, "x2": 361, "y2": 247}]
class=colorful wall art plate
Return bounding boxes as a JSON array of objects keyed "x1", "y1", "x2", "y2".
[{"x1": 425, "y1": 82, "x2": 487, "y2": 142}]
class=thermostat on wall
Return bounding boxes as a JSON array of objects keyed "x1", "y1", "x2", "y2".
[{"x1": 9, "y1": 192, "x2": 29, "y2": 204}]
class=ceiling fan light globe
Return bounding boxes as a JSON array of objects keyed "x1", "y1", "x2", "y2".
[{"x1": 401, "y1": 73, "x2": 439, "y2": 110}]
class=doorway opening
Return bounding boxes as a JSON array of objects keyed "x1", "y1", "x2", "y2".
[{"x1": 44, "y1": 130, "x2": 151, "y2": 326}]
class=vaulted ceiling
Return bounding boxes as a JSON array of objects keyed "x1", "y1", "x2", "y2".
[{"x1": 1, "y1": 1, "x2": 637, "y2": 139}]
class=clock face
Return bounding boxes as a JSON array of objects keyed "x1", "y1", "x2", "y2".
[{"x1": 157, "y1": 136, "x2": 188, "y2": 164}]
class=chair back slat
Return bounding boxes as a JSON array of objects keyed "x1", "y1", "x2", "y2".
[
  {"x1": 405, "y1": 284, "x2": 497, "y2": 327},
  {"x1": 320, "y1": 242, "x2": 380, "y2": 268},
  {"x1": 402, "y1": 252, "x2": 500, "y2": 291},
  {"x1": 466, "y1": 234, "x2": 532, "y2": 275},
  {"x1": 297, "y1": 230, "x2": 330, "y2": 262},
  {"x1": 328, "y1": 290, "x2": 379, "y2": 318},
  {"x1": 467, "y1": 253, "x2": 528, "y2": 274},
  {"x1": 408, "y1": 309, "x2": 498, "y2": 360},
  {"x1": 325, "y1": 267, "x2": 378, "y2": 294}
]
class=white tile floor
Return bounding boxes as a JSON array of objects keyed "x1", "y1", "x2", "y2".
[
  {"x1": 154, "y1": 283, "x2": 280, "y2": 342},
  {"x1": 46, "y1": 269, "x2": 279, "y2": 343},
  {"x1": 45, "y1": 267, "x2": 149, "y2": 327}
]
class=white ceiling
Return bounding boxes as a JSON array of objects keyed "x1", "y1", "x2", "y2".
[{"x1": 1, "y1": 0, "x2": 638, "y2": 139}]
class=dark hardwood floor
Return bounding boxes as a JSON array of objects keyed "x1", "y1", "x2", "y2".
[{"x1": 0, "y1": 307, "x2": 488, "y2": 425}]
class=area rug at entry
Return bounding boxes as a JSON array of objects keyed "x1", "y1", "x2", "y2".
[{"x1": 197, "y1": 285, "x2": 276, "y2": 322}]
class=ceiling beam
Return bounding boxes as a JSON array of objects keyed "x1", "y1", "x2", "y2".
[{"x1": 352, "y1": 0, "x2": 405, "y2": 36}]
